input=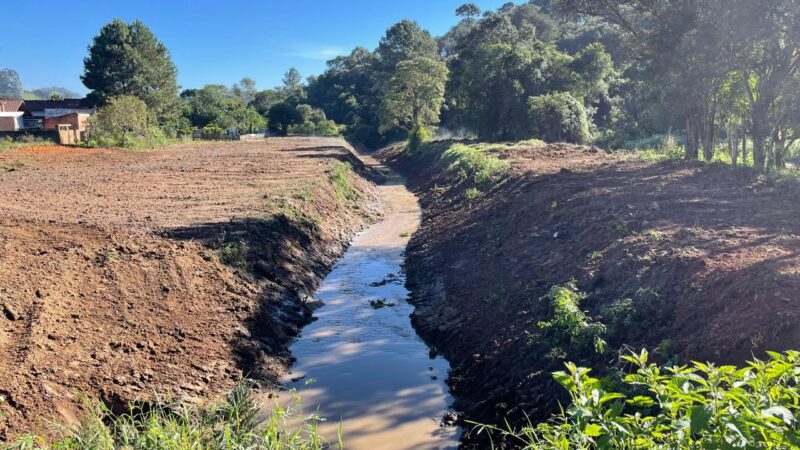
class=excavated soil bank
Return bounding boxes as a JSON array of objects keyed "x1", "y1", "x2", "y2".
[
  {"x1": 379, "y1": 140, "x2": 800, "y2": 447},
  {"x1": 0, "y1": 138, "x2": 380, "y2": 439}
]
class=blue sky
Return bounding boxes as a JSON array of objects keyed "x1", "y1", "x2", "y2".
[{"x1": 2, "y1": 0, "x2": 507, "y2": 95}]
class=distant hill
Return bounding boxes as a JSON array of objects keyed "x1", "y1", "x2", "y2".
[{"x1": 22, "y1": 87, "x2": 82, "y2": 100}]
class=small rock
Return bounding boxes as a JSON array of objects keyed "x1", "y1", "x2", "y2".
[
  {"x1": 442, "y1": 411, "x2": 458, "y2": 427},
  {"x1": 3, "y1": 304, "x2": 20, "y2": 321}
]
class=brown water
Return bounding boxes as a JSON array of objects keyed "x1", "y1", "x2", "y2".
[{"x1": 265, "y1": 158, "x2": 459, "y2": 449}]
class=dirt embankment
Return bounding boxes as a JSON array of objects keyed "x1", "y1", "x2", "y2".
[
  {"x1": 379, "y1": 141, "x2": 800, "y2": 447},
  {"x1": 0, "y1": 138, "x2": 380, "y2": 439}
]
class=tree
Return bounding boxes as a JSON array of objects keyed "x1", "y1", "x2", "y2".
[
  {"x1": 376, "y1": 20, "x2": 439, "y2": 72},
  {"x1": 88, "y1": 96, "x2": 149, "y2": 147},
  {"x1": 281, "y1": 68, "x2": 306, "y2": 103},
  {"x1": 528, "y1": 92, "x2": 591, "y2": 143},
  {"x1": 0, "y1": 68, "x2": 23, "y2": 98},
  {"x1": 232, "y1": 77, "x2": 258, "y2": 105},
  {"x1": 456, "y1": 3, "x2": 481, "y2": 21},
  {"x1": 267, "y1": 102, "x2": 303, "y2": 135},
  {"x1": 250, "y1": 89, "x2": 285, "y2": 116},
  {"x1": 49, "y1": 92, "x2": 65, "y2": 101},
  {"x1": 82, "y1": 19, "x2": 179, "y2": 122},
  {"x1": 379, "y1": 57, "x2": 449, "y2": 133}
]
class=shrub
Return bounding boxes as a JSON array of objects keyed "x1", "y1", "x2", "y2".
[
  {"x1": 441, "y1": 143, "x2": 508, "y2": 185},
  {"x1": 528, "y1": 92, "x2": 591, "y2": 144},
  {"x1": 473, "y1": 349, "x2": 800, "y2": 449},
  {"x1": 87, "y1": 96, "x2": 154, "y2": 149},
  {"x1": 537, "y1": 282, "x2": 607, "y2": 357}
]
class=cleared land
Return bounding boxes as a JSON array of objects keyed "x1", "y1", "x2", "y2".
[
  {"x1": 0, "y1": 138, "x2": 379, "y2": 439},
  {"x1": 380, "y1": 141, "x2": 800, "y2": 447}
]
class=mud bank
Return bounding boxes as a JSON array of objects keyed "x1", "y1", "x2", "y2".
[
  {"x1": 379, "y1": 140, "x2": 800, "y2": 447},
  {"x1": 0, "y1": 138, "x2": 380, "y2": 439}
]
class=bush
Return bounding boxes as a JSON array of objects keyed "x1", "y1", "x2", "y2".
[
  {"x1": 528, "y1": 92, "x2": 591, "y2": 144},
  {"x1": 440, "y1": 143, "x2": 508, "y2": 185},
  {"x1": 537, "y1": 282, "x2": 607, "y2": 357},
  {"x1": 474, "y1": 349, "x2": 800, "y2": 449},
  {"x1": 87, "y1": 96, "x2": 154, "y2": 149}
]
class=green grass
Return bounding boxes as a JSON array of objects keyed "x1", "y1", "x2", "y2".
[
  {"x1": 0, "y1": 136, "x2": 52, "y2": 151},
  {"x1": 440, "y1": 143, "x2": 509, "y2": 185},
  {"x1": 4, "y1": 381, "x2": 340, "y2": 450},
  {"x1": 329, "y1": 162, "x2": 358, "y2": 203},
  {"x1": 471, "y1": 349, "x2": 800, "y2": 449}
]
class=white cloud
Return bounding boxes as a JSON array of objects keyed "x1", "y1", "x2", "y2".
[{"x1": 283, "y1": 45, "x2": 347, "y2": 61}]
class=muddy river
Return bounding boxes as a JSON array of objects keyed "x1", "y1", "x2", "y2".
[{"x1": 268, "y1": 159, "x2": 459, "y2": 449}]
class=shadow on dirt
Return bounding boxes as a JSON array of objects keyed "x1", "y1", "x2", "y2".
[
  {"x1": 386, "y1": 143, "x2": 800, "y2": 447},
  {"x1": 164, "y1": 215, "x2": 340, "y2": 380}
]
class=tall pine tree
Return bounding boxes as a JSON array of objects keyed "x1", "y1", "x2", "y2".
[{"x1": 82, "y1": 19, "x2": 179, "y2": 122}]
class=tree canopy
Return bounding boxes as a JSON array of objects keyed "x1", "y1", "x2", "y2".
[{"x1": 82, "y1": 19, "x2": 180, "y2": 123}]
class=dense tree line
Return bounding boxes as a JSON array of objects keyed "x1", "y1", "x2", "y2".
[
  {"x1": 32, "y1": 3, "x2": 800, "y2": 170},
  {"x1": 553, "y1": 0, "x2": 800, "y2": 170}
]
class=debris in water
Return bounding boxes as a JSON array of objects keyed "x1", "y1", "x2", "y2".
[{"x1": 369, "y1": 299, "x2": 396, "y2": 309}]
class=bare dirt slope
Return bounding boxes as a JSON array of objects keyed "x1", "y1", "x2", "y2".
[
  {"x1": 0, "y1": 138, "x2": 379, "y2": 439},
  {"x1": 380, "y1": 141, "x2": 800, "y2": 446}
]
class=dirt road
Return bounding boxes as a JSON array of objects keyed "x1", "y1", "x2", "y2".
[{"x1": 0, "y1": 138, "x2": 379, "y2": 439}]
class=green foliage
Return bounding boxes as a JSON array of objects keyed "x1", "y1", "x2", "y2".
[
  {"x1": 407, "y1": 122, "x2": 431, "y2": 150},
  {"x1": 441, "y1": 143, "x2": 509, "y2": 185},
  {"x1": 0, "y1": 68, "x2": 23, "y2": 98},
  {"x1": 87, "y1": 96, "x2": 165, "y2": 149},
  {"x1": 329, "y1": 162, "x2": 358, "y2": 203},
  {"x1": 288, "y1": 104, "x2": 341, "y2": 136},
  {"x1": 0, "y1": 135, "x2": 53, "y2": 151},
  {"x1": 537, "y1": 282, "x2": 607, "y2": 357},
  {"x1": 4, "y1": 381, "x2": 338, "y2": 449},
  {"x1": 379, "y1": 57, "x2": 449, "y2": 133},
  {"x1": 473, "y1": 350, "x2": 800, "y2": 449},
  {"x1": 528, "y1": 92, "x2": 591, "y2": 144},
  {"x1": 464, "y1": 187, "x2": 482, "y2": 202},
  {"x1": 268, "y1": 103, "x2": 304, "y2": 136},
  {"x1": 82, "y1": 19, "x2": 180, "y2": 122},
  {"x1": 218, "y1": 241, "x2": 251, "y2": 271}
]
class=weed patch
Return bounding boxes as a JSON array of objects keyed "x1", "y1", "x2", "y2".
[{"x1": 5, "y1": 381, "x2": 339, "y2": 449}]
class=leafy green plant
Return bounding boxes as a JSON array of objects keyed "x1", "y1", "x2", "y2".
[
  {"x1": 472, "y1": 349, "x2": 800, "y2": 449},
  {"x1": 537, "y1": 282, "x2": 607, "y2": 356},
  {"x1": 465, "y1": 187, "x2": 482, "y2": 202},
  {"x1": 441, "y1": 143, "x2": 508, "y2": 185},
  {"x1": 218, "y1": 241, "x2": 251, "y2": 271},
  {"x1": 4, "y1": 381, "x2": 339, "y2": 449}
]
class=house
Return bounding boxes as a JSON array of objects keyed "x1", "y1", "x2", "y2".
[
  {"x1": 0, "y1": 99, "x2": 95, "y2": 144},
  {"x1": 0, "y1": 100, "x2": 25, "y2": 131},
  {"x1": 21, "y1": 99, "x2": 94, "y2": 132}
]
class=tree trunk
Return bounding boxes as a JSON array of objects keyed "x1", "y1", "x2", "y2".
[
  {"x1": 728, "y1": 127, "x2": 739, "y2": 167},
  {"x1": 742, "y1": 133, "x2": 748, "y2": 166},
  {"x1": 685, "y1": 114, "x2": 700, "y2": 160}
]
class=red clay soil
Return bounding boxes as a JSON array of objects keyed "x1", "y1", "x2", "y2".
[
  {"x1": 380, "y1": 141, "x2": 800, "y2": 447},
  {"x1": 0, "y1": 138, "x2": 380, "y2": 440}
]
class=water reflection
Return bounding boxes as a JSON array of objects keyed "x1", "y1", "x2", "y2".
[{"x1": 261, "y1": 179, "x2": 460, "y2": 449}]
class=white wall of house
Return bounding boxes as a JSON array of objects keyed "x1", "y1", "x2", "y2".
[{"x1": 0, "y1": 112, "x2": 24, "y2": 131}]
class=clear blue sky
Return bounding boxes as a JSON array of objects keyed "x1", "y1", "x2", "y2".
[{"x1": 2, "y1": 0, "x2": 508, "y2": 95}]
